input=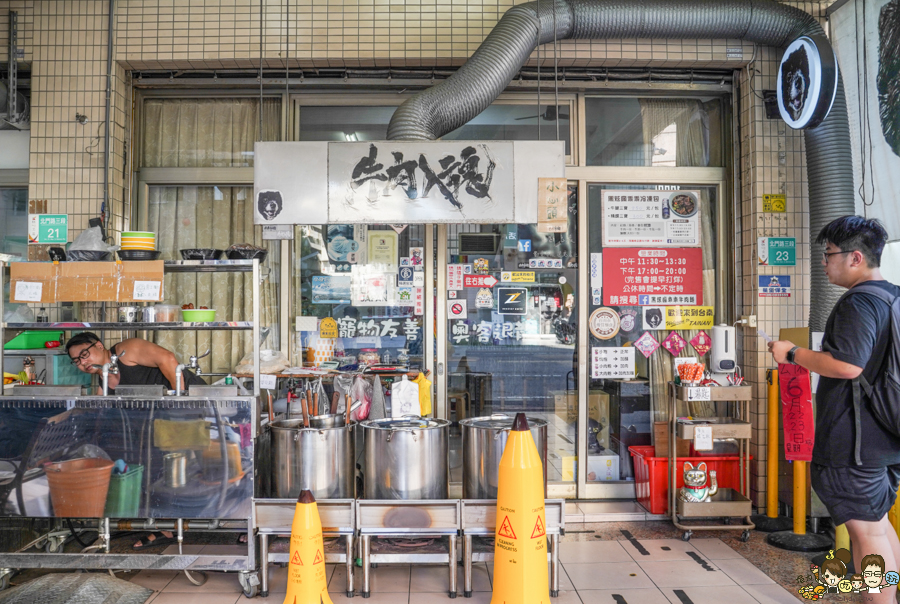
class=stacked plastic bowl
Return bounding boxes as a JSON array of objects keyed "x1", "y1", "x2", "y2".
[{"x1": 121, "y1": 231, "x2": 156, "y2": 250}]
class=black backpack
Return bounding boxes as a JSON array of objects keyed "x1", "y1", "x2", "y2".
[{"x1": 843, "y1": 283, "x2": 900, "y2": 465}]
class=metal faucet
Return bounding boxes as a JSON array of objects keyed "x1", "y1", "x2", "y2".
[
  {"x1": 175, "y1": 349, "x2": 211, "y2": 397},
  {"x1": 188, "y1": 349, "x2": 211, "y2": 375},
  {"x1": 94, "y1": 349, "x2": 124, "y2": 396}
]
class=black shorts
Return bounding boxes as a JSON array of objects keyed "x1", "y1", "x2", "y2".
[{"x1": 811, "y1": 463, "x2": 900, "y2": 525}]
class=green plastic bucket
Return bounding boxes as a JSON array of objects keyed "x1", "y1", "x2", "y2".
[{"x1": 104, "y1": 465, "x2": 144, "y2": 518}]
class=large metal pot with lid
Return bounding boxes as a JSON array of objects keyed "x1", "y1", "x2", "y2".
[
  {"x1": 460, "y1": 414, "x2": 548, "y2": 498},
  {"x1": 269, "y1": 419, "x2": 355, "y2": 499},
  {"x1": 360, "y1": 416, "x2": 449, "y2": 499}
]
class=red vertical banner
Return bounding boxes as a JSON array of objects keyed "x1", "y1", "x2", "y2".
[{"x1": 778, "y1": 363, "x2": 815, "y2": 461}]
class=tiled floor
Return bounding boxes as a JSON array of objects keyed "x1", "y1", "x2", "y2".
[{"x1": 128, "y1": 535, "x2": 801, "y2": 603}]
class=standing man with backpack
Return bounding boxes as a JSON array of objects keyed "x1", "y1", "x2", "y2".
[{"x1": 768, "y1": 216, "x2": 900, "y2": 602}]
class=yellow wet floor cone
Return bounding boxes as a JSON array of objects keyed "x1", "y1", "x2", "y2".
[
  {"x1": 491, "y1": 413, "x2": 550, "y2": 604},
  {"x1": 283, "y1": 490, "x2": 333, "y2": 604}
]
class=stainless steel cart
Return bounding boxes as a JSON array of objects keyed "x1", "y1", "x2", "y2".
[{"x1": 668, "y1": 383, "x2": 755, "y2": 542}]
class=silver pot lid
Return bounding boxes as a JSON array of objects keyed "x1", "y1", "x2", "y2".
[
  {"x1": 460, "y1": 415, "x2": 548, "y2": 430},
  {"x1": 362, "y1": 417, "x2": 450, "y2": 430}
]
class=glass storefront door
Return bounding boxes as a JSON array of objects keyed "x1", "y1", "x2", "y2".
[{"x1": 438, "y1": 185, "x2": 580, "y2": 497}]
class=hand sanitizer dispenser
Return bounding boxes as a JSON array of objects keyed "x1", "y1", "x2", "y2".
[{"x1": 711, "y1": 324, "x2": 736, "y2": 373}]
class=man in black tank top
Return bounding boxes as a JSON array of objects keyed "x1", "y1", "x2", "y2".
[
  {"x1": 65, "y1": 332, "x2": 204, "y2": 393},
  {"x1": 66, "y1": 332, "x2": 206, "y2": 548}
]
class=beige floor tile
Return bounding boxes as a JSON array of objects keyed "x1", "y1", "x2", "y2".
[
  {"x1": 620, "y1": 538, "x2": 705, "y2": 562},
  {"x1": 199, "y1": 544, "x2": 247, "y2": 556},
  {"x1": 687, "y1": 538, "x2": 743, "y2": 560},
  {"x1": 408, "y1": 563, "x2": 491, "y2": 593},
  {"x1": 576, "y1": 587, "x2": 672, "y2": 603},
  {"x1": 161, "y1": 543, "x2": 205, "y2": 555},
  {"x1": 711, "y1": 557, "x2": 776, "y2": 585},
  {"x1": 163, "y1": 570, "x2": 244, "y2": 593},
  {"x1": 741, "y1": 583, "x2": 805, "y2": 604},
  {"x1": 559, "y1": 539, "x2": 633, "y2": 564},
  {"x1": 637, "y1": 560, "x2": 737, "y2": 588},
  {"x1": 334, "y1": 563, "x2": 410, "y2": 593},
  {"x1": 150, "y1": 593, "x2": 239, "y2": 604},
  {"x1": 563, "y1": 561, "x2": 655, "y2": 590},
  {"x1": 659, "y1": 585, "x2": 760, "y2": 604},
  {"x1": 128, "y1": 569, "x2": 179, "y2": 592}
]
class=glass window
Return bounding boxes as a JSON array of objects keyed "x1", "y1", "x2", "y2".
[
  {"x1": 0, "y1": 188, "x2": 28, "y2": 258},
  {"x1": 295, "y1": 225, "x2": 427, "y2": 371},
  {"x1": 141, "y1": 98, "x2": 281, "y2": 168},
  {"x1": 587, "y1": 183, "x2": 717, "y2": 483},
  {"x1": 298, "y1": 103, "x2": 571, "y2": 156},
  {"x1": 445, "y1": 184, "x2": 579, "y2": 485},
  {"x1": 146, "y1": 185, "x2": 281, "y2": 374},
  {"x1": 585, "y1": 98, "x2": 723, "y2": 167}
]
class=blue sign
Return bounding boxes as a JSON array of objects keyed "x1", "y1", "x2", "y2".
[
  {"x1": 398, "y1": 266, "x2": 414, "y2": 286},
  {"x1": 517, "y1": 239, "x2": 531, "y2": 252},
  {"x1": 758, "y1": 275, "x2": 791, "y2": 298},
  {"x1": 638, "y1": 295, "x2": 650, "y2": 305}
]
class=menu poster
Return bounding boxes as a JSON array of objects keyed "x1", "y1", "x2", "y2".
[
  {"x1": 602, "y1": 248, "x2": 703, "y2": 306},
  {"x1": 447, "y1": 264, "x2": 465, "y2": 291},
  {"x1": 601, "y1": 189, "x2": 701, "y2": 247},
  {"x1": 537, "y1": 177, "x2": 568, "y2": 233},
  {"x1": 591, "y1": 347, "x2": 635, "y2": 379},
  {"x1": 778, "y1": 363, "x2": 815, "y2": 462}
]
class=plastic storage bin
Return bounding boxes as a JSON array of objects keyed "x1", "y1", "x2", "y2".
[
  {"x1": 4, "y1": 331, "x2": 63, "y2": 350},
  {"x1": 629, "y1": 445, "x2": 751, "y2": 515},
  {"x1": 104, "y1": 464, "x2": 144, "y2": 518}
]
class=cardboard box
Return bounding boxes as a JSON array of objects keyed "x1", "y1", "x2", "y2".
[
  {"x1": 551, "y1": 390, "x2": 610, "y2": 425},
  {"x1": 117, "y1": 260, "x2": 165, "y2": 303},
  {"x1": 654, "y1": 421, "x2": 691, "y2": 458},
  {"x1": 561, "y1": 454, "x2": 620, "y2": 482},
  {"x1": 57, "y1": 262, "x2": 119, "y2": 301},
  {"x1": 10, "y1": 262, "x2": 57, "y2": 303}
]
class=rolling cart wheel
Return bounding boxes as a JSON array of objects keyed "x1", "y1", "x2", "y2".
[
  {"x1": 242, "y1": 583, "x2": 259, "y2": 598},
  {"x1": 45, "y1": 540, "x2": 61, "y2": 554},
  {"x1": 0, "y1": 573, "x2": 10, "y2": 591},
  {"x1": 740, "y1": 530, "x2": 751, "y2": 543},
  {"x1": 681, "y1": 531, "x2": 692, "y2": 542}
]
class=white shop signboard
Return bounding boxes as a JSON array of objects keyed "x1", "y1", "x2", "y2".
[
  {"x1": 601, "y1": 189, "x2": 702, "y2": 247},
  {"x1": 253, "y1": 140, "x2": 565, "y2": 225}
]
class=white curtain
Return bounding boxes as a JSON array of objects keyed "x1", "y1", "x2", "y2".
[
  {"x1": 141, "y1": 99, "x2": 281, "y2": 375},
  {"x1": 639, "y1": 99, "x2": 721, "y2": 168}
]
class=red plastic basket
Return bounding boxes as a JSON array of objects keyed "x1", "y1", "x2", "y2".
[{"x1": 629, "y1": 445, "x2": 751, "y2": 515}]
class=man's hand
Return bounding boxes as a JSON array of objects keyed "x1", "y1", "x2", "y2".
[{"x1": 768, "y1": 340, "x2": 796, "y2": 364}]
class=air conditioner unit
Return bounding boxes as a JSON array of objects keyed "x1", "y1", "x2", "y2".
[
  {"x1": 0, "y1": 82, "x2": 30, "y2": 130},
  {"x1": 459, "y1": 233, "x2": 500, "y2": 255}
]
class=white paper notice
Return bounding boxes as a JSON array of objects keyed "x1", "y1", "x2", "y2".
[
  {"x1": 132, "y1": 281, "x2": 162, "y2": 301},
  {"x1": 693, "y1": 425, "x2": 714, "y2": 451},
  {"x1": 811, "y1": 331, "x2": 824, "y2": 393},
  {"x1": 295, "y1": 316, "x2": 319, "y2": 332},
  {"x1": 686, "y1": 387, "x2": 711, "y2": 401},
  {"x1": 590, "y1": 253, "x2": 603, "y2": 289},
  {"x1": 591, "y1": 347, "x2": 635, "y2": 379},
  {"x1": 14, "y1": 281, "x2": 42, "y2": 302},
  {"x1": 259, "y1": 374, "x2": 277, "y2": 389},
  {"x1": 447, "y1": 265, "x2": 464, "y2": 290}
]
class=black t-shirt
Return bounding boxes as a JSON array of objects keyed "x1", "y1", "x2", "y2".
[{"x1": 813, "y1": 280, "x2": 900, "y2": 467}]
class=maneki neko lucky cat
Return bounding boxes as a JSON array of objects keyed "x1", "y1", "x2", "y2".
[{"x1": 678, "y1": 461, "x2": 718, "y2": 503}]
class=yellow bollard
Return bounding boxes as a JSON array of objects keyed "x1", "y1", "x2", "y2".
[
  {"x1": 793, "y1": 460, "x2": 807, "y2": 535},
  {"x1": 491, "y1": 413, "x2": 550, "y2": 604},
  {"x1": 767, "y1": 369, "x2": 779, "y2": 519},
  {"x1": 834, "y1": 524, "x2": 850, "y2": 552},
  {"x1": 283, "y1": 489, "x2": 333, "y2": 604}
]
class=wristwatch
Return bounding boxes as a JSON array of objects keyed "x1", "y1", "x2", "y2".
[{"x1": 786, "y1": 346, "x2": 800, "y2": 365}]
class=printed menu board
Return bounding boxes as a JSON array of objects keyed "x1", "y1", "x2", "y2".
[{"x1": 601, "y1": 189, "x2": 701, "y2": 247}]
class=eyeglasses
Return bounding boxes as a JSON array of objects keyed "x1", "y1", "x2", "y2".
[
  {"x1": 863, "y1": 571, "x2": 883, "y2": 578},
  {"x1": 823, "y1": 250, "x2": 853, "y2": 262},
  {"x1": 69, "y1": 342, "x2": 98, "y2": 366}
]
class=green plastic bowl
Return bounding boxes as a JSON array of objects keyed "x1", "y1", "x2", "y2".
[{"x1": 181, "y1": 309, "x2": 216, "y2": 322}]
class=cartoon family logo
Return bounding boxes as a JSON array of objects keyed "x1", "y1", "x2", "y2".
[{"x1": 797, "y1": 549, "x2": 900, "y2": 600}]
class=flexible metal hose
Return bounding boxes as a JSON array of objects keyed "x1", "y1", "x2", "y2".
[{"x1": 387, "y1": 0, "x2": 853, "y2": 329}]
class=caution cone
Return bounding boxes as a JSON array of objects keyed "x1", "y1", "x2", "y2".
[
  {"x1": 491, "y1": 413, "x2": 550, "y2": 604},
  {"x1": 283, "y1": 490, "x2": 333, "y2": 604}
]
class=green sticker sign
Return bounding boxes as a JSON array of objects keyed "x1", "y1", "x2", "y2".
[
  {"x1": 28, "y1": 214, "x2": 68, "y2": 244},
  {"x1": 758, "y1": 237, "x2": 795, "y2": 266}
]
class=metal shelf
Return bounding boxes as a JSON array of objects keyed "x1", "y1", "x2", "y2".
[
  {"x1": 163, "y1": 259, "x2": 255, "y2": 272},
  {"x1": 4, "y1": 321, "x2": 253, "y2": 331}
]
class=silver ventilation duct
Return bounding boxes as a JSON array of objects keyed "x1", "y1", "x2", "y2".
[{"x1": 387, "y1": 0, "x2": 854, "y2": 333}]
